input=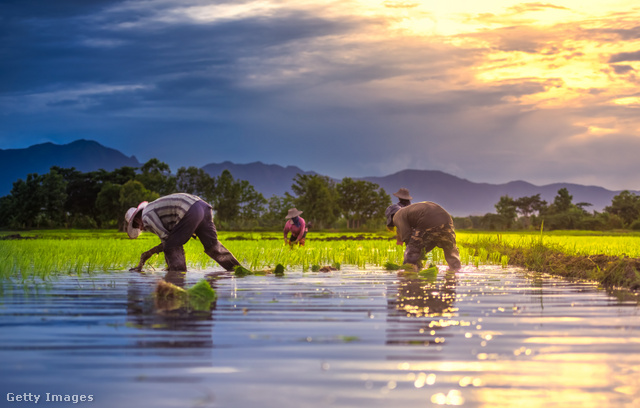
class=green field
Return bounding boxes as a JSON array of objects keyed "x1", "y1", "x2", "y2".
[{"x1": 1, "y1": 229, "x2": 640, "y2": 289}]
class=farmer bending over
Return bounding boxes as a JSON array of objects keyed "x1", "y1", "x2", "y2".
[
  {"x1": 386, "y1": 201, "x2": 461, "y2": 271},
  {"x1": 125, "y1": 193, "x2": 240, "y2": 272},
  {"x1": 392, "y1": 187, "x2": 413, "y2": 208},
  {"x1": 283, "y1": 208, "x2": 308, "y2": 247}
]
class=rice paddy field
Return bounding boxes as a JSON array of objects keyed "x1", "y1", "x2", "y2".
[
  {"x1": 1, "y1": 229, "x2": 640, "y2": 281},
  {"x1": 1, "y1": 229, "x2": 639, "y2": 408}
]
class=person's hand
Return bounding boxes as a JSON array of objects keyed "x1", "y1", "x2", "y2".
[{"x1": 130, "y1": 250, "x2": 154, "y2": 272}]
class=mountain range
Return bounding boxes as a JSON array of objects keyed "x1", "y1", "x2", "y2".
[{"x1": 1, "y1": 139, "x2": 636, "y2": 216}]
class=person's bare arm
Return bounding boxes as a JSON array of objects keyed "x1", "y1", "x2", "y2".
[{"x1": 130, "y1": 243, "x2": 164, "y2": 271}]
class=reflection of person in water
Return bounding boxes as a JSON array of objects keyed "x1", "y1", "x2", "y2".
[
  {"x1": 386, "y1": 271, "x2": 457, "y2": 346},
  {"x1": 126, "y1": 271, "x2": 218, "y2": 348}
]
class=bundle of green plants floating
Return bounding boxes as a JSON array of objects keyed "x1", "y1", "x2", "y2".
[
  {"x1": 155, "y1": 279, "x2": 217, "y2": 312},
  {"x1": 384, "y1": 262, "x2": 439, "y2": 280}
]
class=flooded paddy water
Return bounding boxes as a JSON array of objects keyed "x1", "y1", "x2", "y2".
[{"x1": 1, "y1": 265, "x2": 639, "y2": 408}]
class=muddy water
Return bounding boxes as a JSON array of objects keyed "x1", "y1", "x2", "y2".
[{"x1": 0, "y1": 266, "x2": 639, "y2": 408}]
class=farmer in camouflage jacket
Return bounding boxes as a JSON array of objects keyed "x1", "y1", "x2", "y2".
[{"x1": 386, "y1": 200, "x2": 461, "y2": 271}]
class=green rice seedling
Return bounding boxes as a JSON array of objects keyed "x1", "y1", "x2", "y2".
[
  {"x1": 186, "y1": 280, "x2": 217, "y2": 310},
  {"x1": 4, "y1": 230, "x2": 640, "y2": 283},
  {"x1": 234, "y1": 265, "x2": 253, "y2": 277},
  {"x1": 418, "y1": 265, "x2": 438, "y2": 279},
  {"x1": 501, "y1": 255, "x2": 510, "y2": 268},
  {"x1": 155, "y1": 279, "x2": 216, "y2": 312},
  {"x1": 274, "y1": 264, "x2": 285, "y2": 277}
]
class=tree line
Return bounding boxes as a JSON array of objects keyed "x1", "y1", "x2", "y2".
[
  {"x1": 0, "y1": 159, "x2": 391, "y2": 231},
  {"x1": 3, "y1": 160, "x2": 638, "y2": 232},
  {"x1": 454, "y1": 188, "x2": 640, "y2": 231}
]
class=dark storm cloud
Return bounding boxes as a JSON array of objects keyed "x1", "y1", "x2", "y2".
[
  {"x1": 0, "y1": 0, "x2": 117, "y2": 18},
  {"x1": 2, "y1": 0, "x2": 640, "y2": 191},
  {"x1": 2, "y1": 3, "x2": 360, "y2": 97},
  {"x1": 609, "y1": 50, "x2": 640, "y2": 63},
  {"x1": 585, "y1": 25, "x2": 640, "y2": 41},
  {"x1": 611, "y1": 64, "x2": 635, "y2": 74}
]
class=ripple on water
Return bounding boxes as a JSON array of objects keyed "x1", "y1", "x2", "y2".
[{"x1": 0, "y1": 266, "x2": 638, "y2": 407}]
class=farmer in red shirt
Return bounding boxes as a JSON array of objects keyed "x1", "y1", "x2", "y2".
[{"x1": 283, "y1": 208, "x2": 308, "y2": 247}]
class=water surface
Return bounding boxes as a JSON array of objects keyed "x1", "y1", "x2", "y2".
[{"x1": 1, "y1": 266, "x2": 638, "y2": 407}]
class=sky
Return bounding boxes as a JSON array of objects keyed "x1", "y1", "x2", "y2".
[{"x1": 1, "y1": 0, "x2": 640, "y2": 190}]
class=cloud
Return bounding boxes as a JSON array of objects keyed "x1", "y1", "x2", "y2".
[
  {"x1": 507, "y1": 3, "x2": 570, "y2": 14},
  {"x1": 609, "y1": 50, "x2": 640, "y2": 63},
  {"x1": 382, "y1": 1, "x2": 420, "y2": 9},
  {"x1": 2, "y1": 0, "x2": 640, "y2": 191},
  {"x1": 611, "y1": 64, "x2": 635, "y2": 74}
]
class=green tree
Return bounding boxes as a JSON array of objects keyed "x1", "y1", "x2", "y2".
[
  {"x1": 103, "y1": 166, "x2": 137, "y2": 185},
  {"x1": 136, "y1": 158, "x2": 176, "y2": 195},
  {"x1": 95, "y1": 182, "x2": 123, "y2": 228},
  {"x1": 552, "y1": 188, "x2": 574, "y2": 213},
  {"x1": 515, "y1": 194, "x2": 547, "y2": 218},
  {"x1": 0, "y1": 195, "x2": 15, "y2": 227},
  {"x1": 212, "y1": 170, "x2": 266, "y2": 225},
  {"x1": 8, "y1": 174, "x2": 45, "y2": 228},
  {"x1": 495, "y1": 195, "x2": 517, "y2": 229},
  {"x1": 175, "y1": 166, "x2": 216, "y2": 203},
  {"x1": 3, "y1": 171, "x2": 68, "y2": 228},
  {"x1": 262, "y1": 193, "x2": 296, "y2": 227},
  {"x1": 40, "y1": 169, "x2": 68, "y2": 226},
  {"x1": 51, "y1": 167, "x2": 102, "y2": 227},
  {"x1": 291, "y1": 174, "x2": 339, "y2": 229},
  {"x1": 604, "y1": 190, "x2": 640, "y2": 227},
  {"x1": 336, "y1": 178, "x2": 390, "y2": 228},
  {"x1": 515, "y1": 194, "x2": 547, "y2": 229},
  {"x1": 541, "y1": 188, "x2": 594, "y2": 230},
  {"x1": 238, "y1": 179, "x2": 267, "y2": 220}
]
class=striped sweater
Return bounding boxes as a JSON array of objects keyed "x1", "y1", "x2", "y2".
[{"x1": 141, "y1": 193, "x2": 210, "y2": 240}]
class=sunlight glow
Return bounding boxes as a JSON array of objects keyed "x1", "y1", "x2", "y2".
[{"x1": 350, "y1": 0, "x2": 640, "y2": 111}]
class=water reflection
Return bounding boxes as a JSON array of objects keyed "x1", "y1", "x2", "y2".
[
  {"x1": 126, "y1": 271, "x2": 216, "y2": 348},
  {"x1": 1, "y1": 267, "x2": 639, "y2": 408},
  {"x1": 386, "y1": 271, "x2": 458, "y2": 346}
]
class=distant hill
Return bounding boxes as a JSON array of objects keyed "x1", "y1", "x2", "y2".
[
  {"x1": 361, "y1": 170, "x2": 633, "y2": 216},
  {"x1": 201, "y1": 161, "x2": 318, "y2": 198},
  {"x1": 0, "y1": 140, "x2": 140, "y2": 195},
  {"x1": 1, "y1": 139, "x2": 636, "y2": 216}
]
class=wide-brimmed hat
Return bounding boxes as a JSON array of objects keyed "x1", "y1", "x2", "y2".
[
  {"x1": 393, "y1": 188, "x2": 412, "y2": 200},
  {"x1": 125, "y1": 201, "x2": 148, "y2": 239},
  {"x1": 285, "y1": 208, "x2": 303, "y2": 219}
]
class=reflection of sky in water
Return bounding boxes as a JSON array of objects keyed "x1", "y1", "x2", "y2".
[{"x1": 0, "y1": 266, "x2": 638, "y2": 407}]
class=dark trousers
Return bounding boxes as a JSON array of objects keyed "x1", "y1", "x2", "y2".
[
  {"x1": 163, "y1": 201, "x2": 240, "y2": 271},
  {"x1": 403, "y1": 223, "x2": 461, "y2": 271}
]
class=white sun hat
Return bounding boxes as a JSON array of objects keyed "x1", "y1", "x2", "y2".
[{"x1": 125, "y1": 201, "x2": 148, "y2": 239}]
